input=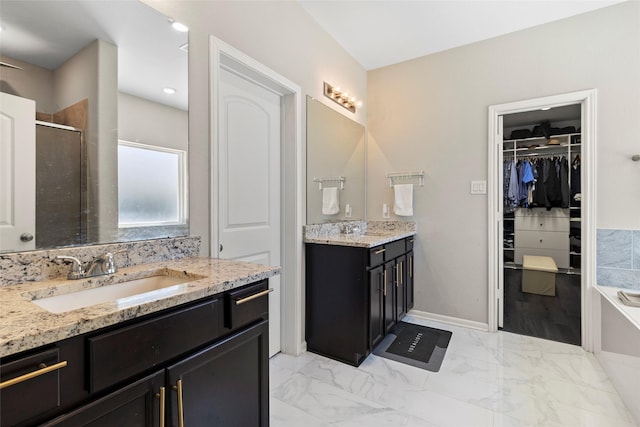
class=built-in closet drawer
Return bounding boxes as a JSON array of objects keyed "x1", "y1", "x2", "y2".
[
  {"x1": 516, "y1": 208, "x2": 569, "y2": 219},
  {"x1": 515, "y1": 215, "x2": 569, "y2": 232},
  {"x1": 517, "y1": 230, "x2": 569, "y2": 249}
]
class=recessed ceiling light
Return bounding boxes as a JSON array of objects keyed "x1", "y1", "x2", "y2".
[
  {"x1": 171, "y1": 21, "x2": 189, "y2": 33},
  {"x1": 163, "y1": 87, "x2": 176, "y2": 95}
]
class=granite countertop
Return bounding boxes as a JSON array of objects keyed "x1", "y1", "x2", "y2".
[
  {"x1": 304, "y1": 230, "x2": 416, "y2": 248},
  {"x1": 0, "y1": 257, "x2": 280, "y2": 358}
]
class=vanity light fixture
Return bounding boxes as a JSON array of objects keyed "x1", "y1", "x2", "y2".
[
  {"x1": 163, "y1": 87, "x2": 176, "y2": 95},
  {"x1": 323, "y1": 82, "x2": 362, "y2": 113}
]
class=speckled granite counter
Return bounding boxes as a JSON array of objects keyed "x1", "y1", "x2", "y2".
[
  {"x1": 304, "y1": 220, "x2": 416, "y2": 248},
  {"x1": 0, "y1": 257, "x2": 280, "y2": 358}
]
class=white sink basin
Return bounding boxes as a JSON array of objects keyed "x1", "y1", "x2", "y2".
[{"x1": 31, "y1": 271, "x2": 205, "y2": 313}]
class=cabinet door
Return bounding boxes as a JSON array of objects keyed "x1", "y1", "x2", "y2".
[
  {"x1": 167, "y1": 320, "x2": 269, "y2": 427},
  {"x1": 406, "y1": 250, "x2": 414, "y2": 311},
  {"x1": 395, "y1": 255, "x2": 407, "y2": 321},
  {"x1": 369, "y1": 265, "x2": 384, "y2": 350},
  {"x1": 383, "y1": 261, "x2": 396, "y2": 334},
  {"x1": 41, "y1": 370, "x2": 164, "y2": 427}
]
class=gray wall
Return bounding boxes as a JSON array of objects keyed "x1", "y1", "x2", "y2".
[{"x1": 367, "y1": 2, "x2": 640, "y2": 324}]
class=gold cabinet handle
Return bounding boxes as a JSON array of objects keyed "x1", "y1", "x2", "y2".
[
  {"x1": 383, "y1": 270, "x2": 387, "y2": 296},
  {"x1": 155, "y1": 386, "x2": 166, "y2": 427},
  {"x1": 374, "y1": 248, "x2": 385, "y2": 254},
  {"x1": 172, "y1": 379, "x2": 185, "y2": 427},
  {"x1": 235, "y1": 288, "x2": 273, "y2": 305},
  {"x1": 0, "y1": 361, "x2": 67, "y2": 390},
  {"x1": 395, "y1": 264, "x2": 399, "y2": 287},
  {"x1": 410, "y1": 256, "x2": 413, "y2": 278}
]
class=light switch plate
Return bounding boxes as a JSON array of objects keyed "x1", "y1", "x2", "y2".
[{"x1": 471, "y1": 180, "x2": 487, "y2": 195}]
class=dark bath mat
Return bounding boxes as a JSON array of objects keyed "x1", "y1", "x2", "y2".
[{"x1": 373, "y1": 321, "x2": 452, "y2": 372}]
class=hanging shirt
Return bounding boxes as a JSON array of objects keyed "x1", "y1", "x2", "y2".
[{"x1": 507, "y1": 159, "x2": 519, "y2": 209}]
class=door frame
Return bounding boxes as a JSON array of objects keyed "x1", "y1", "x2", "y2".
[
  {"x1": 487, "y1": 89, "x2": 597, "y2": 351},
  {"x1": 210, "y1": 36, "x2": 304, "y2": 356}
]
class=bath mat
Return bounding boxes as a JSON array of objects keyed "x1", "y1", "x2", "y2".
[{"x1": 373, "y1": 321, "x2": 452, "y2": 372}]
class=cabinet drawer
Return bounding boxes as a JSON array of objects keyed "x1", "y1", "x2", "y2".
[
  {"x1": 1, "y1": 348, "x2": 63, "y2": 426},
  {"x1": 368, "y1": 246, "x2": 385, "y2": 267},
  {"x1": 405, "y1": 237, "x2": 415, "y2": 251},
  {"x1": 516, "y1": 230, "x2": 569, "y2": 250},
  {"x1": 225, "y1": 280, "x2": 269, "y2": 330},
  {"x1": 515, "y1": 215, "x2": 569, "y2": 232},
  {"x1": 516, "y1": 207, "x2": 569, "y2": 218},
  {"x1": 88, "y1": 298, "x2": 220, "y2": 393},
  {"x1": 385, "y1": 239, "x2": 406, "y2": 260}
]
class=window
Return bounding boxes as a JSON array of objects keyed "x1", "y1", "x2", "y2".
[{"x1": 118, "y1": 140, "x2": 187, "y2": 227}]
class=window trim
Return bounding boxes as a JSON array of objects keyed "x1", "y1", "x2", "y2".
[{"x1": 117, "y1": 139, "x2": 188, "y2": 228}]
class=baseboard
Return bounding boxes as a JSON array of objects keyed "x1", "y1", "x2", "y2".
[{"x1": 407, "y1": 309, "x2": 490, "y2": 332}]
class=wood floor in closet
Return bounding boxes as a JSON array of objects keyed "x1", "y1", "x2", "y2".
[{"x1": 502, "y1": 268, "x2": 581, "y2": 346}]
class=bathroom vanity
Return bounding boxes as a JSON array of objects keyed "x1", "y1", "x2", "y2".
[
  {"x1": 0, "y1": 257, "x2": 279, "y2": 427},
  {"x1": 304, "y1": 222, "x2": 416, "y2": 366}
]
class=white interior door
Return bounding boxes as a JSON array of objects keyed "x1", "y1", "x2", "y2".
[
  {"x1": 219, "y1": 68, "x2": 281, "y2": 357},
  {"x1": 0, "y1": 93, "x2": 36, "y2": 251}
]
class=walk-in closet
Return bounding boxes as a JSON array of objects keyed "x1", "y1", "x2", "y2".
[{"x1": 501, "y1": 105, "x2": 582, "y2": 345}]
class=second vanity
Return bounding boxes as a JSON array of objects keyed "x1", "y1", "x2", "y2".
[
  {"x1": 304, "y1": 221, "x2": 416, "y2": 366},
  {"x1": 0, "y1": 248, "x2": 279, "y2": 427}
]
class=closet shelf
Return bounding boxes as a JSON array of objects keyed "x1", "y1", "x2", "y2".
[{"x1": 503, "y1": 132, "x2": 581, "y2": 143}]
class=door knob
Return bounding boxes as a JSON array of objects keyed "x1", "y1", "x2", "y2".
[
  {"x1": 219, "y1": 243, "x2": 223, "y2": 253},
  {"x1": 20, "y1": 233, "x2": 33, "y2": 242}
]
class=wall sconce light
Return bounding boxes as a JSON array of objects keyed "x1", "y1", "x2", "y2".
[{"x1": 323, "y1": 82, "x2": 362, "y2": 113}]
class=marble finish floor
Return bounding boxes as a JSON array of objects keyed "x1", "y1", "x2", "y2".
[{"x1": 270, "y1": 315, "x2": 637, "y2": 427}]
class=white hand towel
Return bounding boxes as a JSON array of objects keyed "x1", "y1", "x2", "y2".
[
  {"x1": 393, "y1": 184, "x2": 414, "y2": 216},
  {"x1": 322, "y1": 187, "x2": 339, "y2": 215}
]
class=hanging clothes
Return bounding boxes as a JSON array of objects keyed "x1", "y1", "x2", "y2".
[
  {"x1": 544, "y1": 157, "x2": 562, "y2": 210},
  {"x1": 571, "y1": 154, "x2": 581, "y2": 204},
  {"x1": 507, "y1": 159, "x2": 519, "y2": 210},
  {"x1": 560, "y1": 156, "x2": 570, "y2": 208}
]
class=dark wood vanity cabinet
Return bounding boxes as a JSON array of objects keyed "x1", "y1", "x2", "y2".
[
  {"x1": 306, "y1": 237, "x2": 414, "y2": 366},
  {"x1": 1, "y1": 280, "x2": 270, "y2": 427}
]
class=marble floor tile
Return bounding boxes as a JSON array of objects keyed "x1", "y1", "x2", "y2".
[{"x1": 270, "y1": 321, "x2": 638, "y2": 427}]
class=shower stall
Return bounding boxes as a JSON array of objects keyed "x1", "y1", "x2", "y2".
[{"x1": 35, "y1": 122, "x2": 86, "y2": 248}]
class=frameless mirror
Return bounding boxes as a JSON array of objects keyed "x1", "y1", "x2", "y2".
[
  {"x1": 306, "y1": 96, "x2": 365, "y2": 224},
  {"x1": 0, "y1": 0, "x2": 188, "y2": 253}
]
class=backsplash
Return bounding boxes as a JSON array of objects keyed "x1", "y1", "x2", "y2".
[
  {"x1": 597, "y1": 229, "x2": 640, "y2": 290},
  {"x1": 0, "y1": 236, "x2": 201, "y2": 286}
]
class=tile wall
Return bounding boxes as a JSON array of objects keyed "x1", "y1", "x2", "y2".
[{"x1": 597, "y1": 229, "x2": 640, "y2": 290}]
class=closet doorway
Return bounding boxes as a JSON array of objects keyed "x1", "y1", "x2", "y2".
[{"x1": 487, "y1": 90, "x2": 597, "y2": 351}]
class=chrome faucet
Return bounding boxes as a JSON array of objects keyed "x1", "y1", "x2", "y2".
[
  {"x1": 342, "y1": 223, "x2": 361, "y2": 235},
  {"x1": 56, "y1": 253, "x2": 117, "y2": 280}
]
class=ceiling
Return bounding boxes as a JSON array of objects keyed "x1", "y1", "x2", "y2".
[
  {"x1": 0, "y1": 1, "x2": 188, "y2": 111},
  {"x1": 298, "y1": 0, "x2": 626, "y2": 70}
]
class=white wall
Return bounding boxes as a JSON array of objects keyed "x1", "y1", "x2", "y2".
[
  {"x1": 0, "y1": 55, "x2": 54, "y2": 113},
  {"x1": 54, "y1": 39, "x2": 119, "y2": 243},
  {"x1": 118, "y1": 92, "x2": 188, "y2": 151},
  {"x1": 143, "y1": 0, "x2": 368, "y2": 255},
  {"x1": 367, "y1": 2, "x2": 640, "y2": 324}
]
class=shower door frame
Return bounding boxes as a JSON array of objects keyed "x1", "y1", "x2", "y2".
[{"x1": 487, "y1": 89, "x2": 597, "y2": 352}]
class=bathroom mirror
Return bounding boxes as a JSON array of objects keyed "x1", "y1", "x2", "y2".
[
  {"x1": 0, "y1": 0, "x2": 188, "y2": 253},
  {"x1": 306, "y1": 96, "x2": 365, "y2": 224}
]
